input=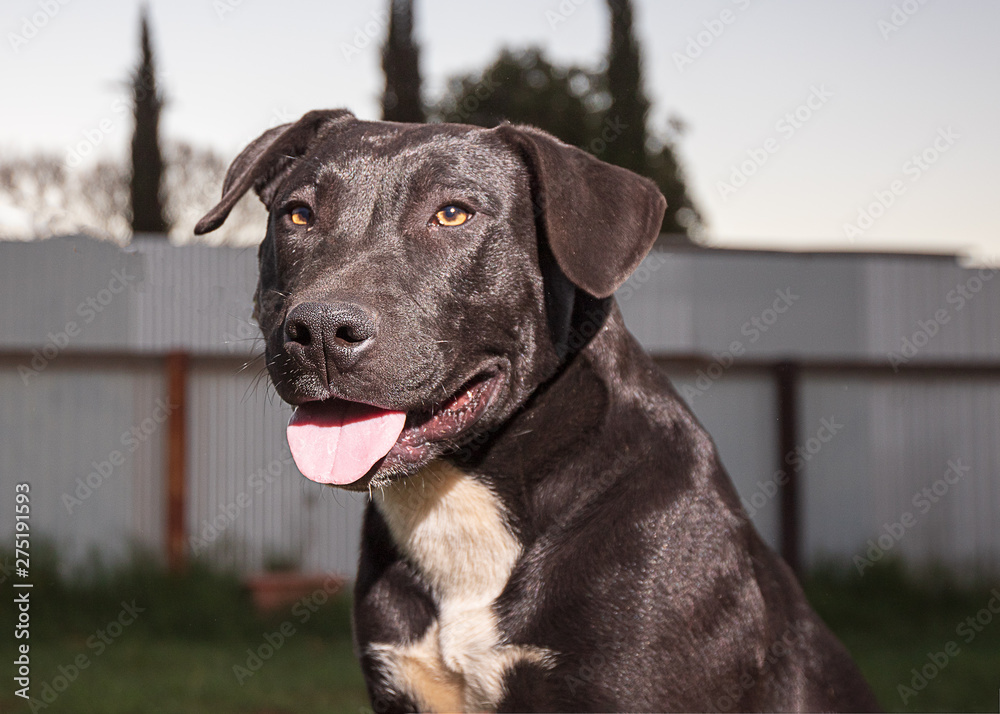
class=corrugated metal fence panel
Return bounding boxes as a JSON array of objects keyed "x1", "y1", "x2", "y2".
[
  {"x1": 130, "y1": 239, "x2": 260, "y2": 356},
  {"x1": 5, "y1": 239, "x2": 1000, "y2": 363},
  {"x1": 802, "y1": 373, "x2": 1000, "y2": 577},
  {"x1": 865, "y1": 377, "x2": 1000, "y2": 577},
  {"x1": 0, "y1": 237, "x2": 142, "y2": 351},
  {"x1": 799, "y1": 375, "x2": 876, "y2": 567},
  {"x1": 865, "y1": 258, "x2": 1000, "y2": 360},
  {"x1": 185, "y1": 361, "x2": 366, "y2": 575},
  {"x1": 663, "y1": 366, "x2": 781, "y2": 551},
  {"x1": 622, "y1": 252, "x2": 871, "y2": 359},
  {"x1": 690, "y1": 253, "x2": 868, "y2": 360},
  {"x1": 617, "y1": 254, "x2": 695, "y2": 353},
  {"x1": 0, "y1": 360, "x2": 164, "y2": 575}
]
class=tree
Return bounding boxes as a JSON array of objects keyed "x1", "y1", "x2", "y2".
[
  {"x1": 603, "y1": 0, "x2": 700, "y2": 239},
  {"x1": 381, "y1": 0, "x2": 424, "y2": 123},
  {"x1": 428, "y1": 48, "x2": 604, "y2": 150},
  {"x1": 0, "y1": 155, "x2": 130, "y2": 242},
  {"x1": 431, "y1": 43, "x2": 703, "y2": 241},
  {"x1": 0, "y1": 143, "x2": 263, "y2": 245},
  {"x1": 162, "y1": 141, "x2": 266, "y2": 245},
  {"x1": 129, "y1": 6, "x2": 169, "y2": 236},
  {"x1": 604, "y1": 0, "x2": 650, "y2": 176}
]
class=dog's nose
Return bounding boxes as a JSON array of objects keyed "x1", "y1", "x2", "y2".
[{"x1": 284, "y1": 301, "x2": 376, "y2": 373}]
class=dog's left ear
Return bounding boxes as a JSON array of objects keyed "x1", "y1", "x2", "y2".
[{"x1": 494, "y1": 124, "x2": 666, "y2": 299}]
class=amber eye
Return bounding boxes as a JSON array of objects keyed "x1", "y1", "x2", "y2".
[
  {"x1": 433, "y1": 205, "x2": 470, "y2": 227},
  {"x1": 289, "y1": 206, "x2": 312, "y2": 226}
]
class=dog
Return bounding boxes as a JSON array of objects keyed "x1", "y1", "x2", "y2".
[{"x1": 196, "y1": 109, "x2": 880, "y2": 712}]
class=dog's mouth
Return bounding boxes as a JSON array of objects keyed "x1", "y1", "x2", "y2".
[{"x1": 286, "y1": 370, "x2": 504, "y2": 488}]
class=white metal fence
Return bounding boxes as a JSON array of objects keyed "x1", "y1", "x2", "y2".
[{"x1": 1, "y1": 235, "x2": 998, "y2": 579}]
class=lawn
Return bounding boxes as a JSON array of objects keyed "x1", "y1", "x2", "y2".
[
  {"x1": 2, "y1": 551, "x2": 999, "y2": 712},
  {"x1": 3, "y1": 636, "x2": 368, "y2": 714},
  {"x1": 803, "y1": 562, "x2": 1000, "y2": 712}
]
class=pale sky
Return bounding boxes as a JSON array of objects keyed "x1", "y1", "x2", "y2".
[{"x1": 2, "y1": 0, "x2": 998, "y2": 255}]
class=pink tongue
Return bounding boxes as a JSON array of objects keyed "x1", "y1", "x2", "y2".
[{"x1": 287, "y1": 401, "x2": 407, "y2": 485}]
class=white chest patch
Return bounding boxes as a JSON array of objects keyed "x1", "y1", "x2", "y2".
[{"x1": 370, "y1": 461, "x2": 553, "y2": 712}]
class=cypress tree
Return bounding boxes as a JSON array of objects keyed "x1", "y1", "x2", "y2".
[
  {"x1": 604, "y1": 0, "x2": 651, "y2": 175},
  {"x1": 129, "y1": 7, "x2": 168, "y2": 236},
  {"x1": 604, "y1": 0, "x2": 701, "y2": 239},
  {"x1": 381, "y1": 0, "x2": 425, "y2": 123}
]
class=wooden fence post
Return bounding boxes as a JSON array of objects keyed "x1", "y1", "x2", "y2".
[
  {"x1": 776, "y1": 361, "x2": 801, "y2": 575},
  {"x1": 166, "y1": 352, "x2": 189, "y2": 573}
]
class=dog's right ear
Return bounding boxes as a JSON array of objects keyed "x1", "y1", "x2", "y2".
[{"x1": 194, "y1": 109, "x2": 355, "y2": 235}]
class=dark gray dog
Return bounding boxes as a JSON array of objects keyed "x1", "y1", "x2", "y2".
[{"x1": 197, "y1": 109, "x2": 879, "y2": 712}]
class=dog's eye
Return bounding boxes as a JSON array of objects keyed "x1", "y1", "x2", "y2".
[
  {"x1": 433, "y1": 205, "x2": 470, "y2": 227},
  {"x1": 289, "y1": 206, "x2": 313, "y2": 227}
]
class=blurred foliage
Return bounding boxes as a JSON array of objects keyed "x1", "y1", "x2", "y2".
[
  {"x1": 0, "y1": 141, "x2": 265, "y2": 245},
  {"x1": 429, "y1": 45, "x2": 702, "y2": 242},
  {"x1": 0, "y1": 542, "x2": 351, "y2": 642}
]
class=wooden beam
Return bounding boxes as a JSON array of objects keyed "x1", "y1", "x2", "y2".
[
  {"x1": 165, "y1": 352, "x2": 188, "y2": 573},
  {"x1": 776, "y1": 361, "x2": 801, "y2": 575}
]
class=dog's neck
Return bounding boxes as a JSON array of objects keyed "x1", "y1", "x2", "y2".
[
  {"x1": 539, "y1": 239, "x2": 612, "y2": 364},
  {"x1": 373, "y1": 460, "x2": 520, "y2": 606},
  {"x1": 449, "y1": 304, "x2": 643, "y2": 534}
]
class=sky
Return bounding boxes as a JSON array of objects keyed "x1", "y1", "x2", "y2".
[{"x1": 2, "y1": 0, "x2": 998, "y2": 256}]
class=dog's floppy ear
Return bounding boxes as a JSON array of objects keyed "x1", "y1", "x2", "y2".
[
  {"x1": 494, "y1": 124, "x2": 666, "y2": 299},
  {"x1": 194, "y1": 109, "x2": 355, "y2": 235}
]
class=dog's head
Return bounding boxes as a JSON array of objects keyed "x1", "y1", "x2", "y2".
[{"x1": 197, "y1": 109, "x2": 665, "y2": 490}]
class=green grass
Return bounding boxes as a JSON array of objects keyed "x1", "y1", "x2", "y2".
[
  {"x1": 1, "y1": 636, "x2": 368, "y2": 714},
  {"x1": 2, "y1": 548, "x2": 999, "y2": 712},
  {"x1": 0, "y1": 545, "x2": 368, "y2": 713},
  {"x1": 803, "y1": 560, "x2": 1000, "y2": 712}
]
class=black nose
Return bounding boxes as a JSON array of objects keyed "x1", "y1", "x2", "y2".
[{"x1": 284, "y1": 301, "x2": 376, "y2": 374}]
